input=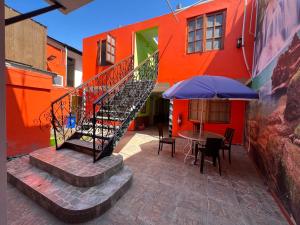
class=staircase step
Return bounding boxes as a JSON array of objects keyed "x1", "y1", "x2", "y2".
[
  {"x1": 124, "y1": 80, "x2": 153, "y2": 86},
  {"x1": 102, "y1": 104, "x2": 134, "y2": 111},
  {"x1": 75, "y1": 130, "x2": 114, "y2": 140},
  {"x1": 7, "y1": 156, "x2": 133, "y2": 224},
  {"x1": 80, "y1": 123, "x2": 120, "y2": 130},
  {"x1": 64, "y1": 139, "x2": 111, "y2": 156},
  {"x1": 98, "y1": 109, "x2": 129, "y2": 117},
  {"x1": 96, "y1": 116, "x2": 125, "y2": 121},
  {"x1": 63, "y1": 139, "x2": 95, "y2": 155},
  {"x1": 29, "y1": 147, "x2": 124, "y2": 187}
]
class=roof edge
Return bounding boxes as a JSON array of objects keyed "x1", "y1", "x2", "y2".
[
  {"x1": 174, "y1": 0, "x2": 214, "y2": 14},
  {"x1": 83, "y1": 0, "x2": 215, "y2": 42},
  {"x1": 47, "y1": 36, "x2": 82, "y2": 55},
  {"x1": 5, "y1": 60, "x2": 57, "y2": 77}
]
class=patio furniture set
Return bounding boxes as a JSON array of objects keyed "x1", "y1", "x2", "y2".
[
  {"x1": 158, "y1": 124, "x2": 234, "y2": 176},
  {"x1": 158, "y1": 75, "x2": 258, "y2": 175}
]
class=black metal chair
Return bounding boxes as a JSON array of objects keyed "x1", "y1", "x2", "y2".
[
  {"x1": 222, "y1": 128, "x2": 235, "y2": 164},
  {"x1": 157, "y1": 123, "x2": 176, "y2": 157},
  {"x1": 198, "y1": 138, "x2": 223, "y2": 175}
]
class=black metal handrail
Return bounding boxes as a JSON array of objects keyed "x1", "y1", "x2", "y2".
[
  {"x1": 52, "y1": 55, "x2": 134, "y2": 105},
  {"x1": 51, "y1": 55, "x2": 134, "y2": 149},
  {"x1": 94, "y1": 51, "x2": 160, "y2": 106},
  {"x1": 92, "y1": 51, "x2": 159, "y2": 161}
]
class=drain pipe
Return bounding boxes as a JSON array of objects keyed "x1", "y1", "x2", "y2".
[
  {"x1": 242, "y1": 0, "x2": 253, "y2": 152},
  {"x1": 242, "y1": 0, "x2": 252, "y2": 77}
]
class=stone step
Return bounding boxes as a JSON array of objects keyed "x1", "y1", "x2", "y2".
[
  {"x1": 62, "y1": 139, "x2": 97, "y2": 156},
  {"x1": 7, "y1": 156, "x2": 133, "y2": 224},
  {"x1": 29, "y1": 147, "x2": 124, "y2": 187}
]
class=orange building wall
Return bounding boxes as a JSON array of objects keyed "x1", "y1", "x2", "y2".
[
  {"x1": 6, "y1": 66, "x2": 52, "y2": 156},
  {"x1": 46, "y1": 43, "x2": 71, "y2": 102},
  {"x1": 47, "y1": 44, "x2": 66, "y2": 77},
  {"x1": 6, "y1": 41, "x2": 75, "y2": 157},
  {"x1": 83, "y1": 0, "x2": 255, "y2": 144},
  {"x1": 172, "y1": 100, "x2": 245, "y2": 144}
]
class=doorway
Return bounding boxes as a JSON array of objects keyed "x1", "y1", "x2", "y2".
[
  {"x1": 133, "y1": 27, "x2": 160, "y2": 130},
  {"x1": 134, "y1": 27, "x2": 158, "y2": 67},
  {"x1": 67, "y1": 57, "x2": 75, "y2": 87}
]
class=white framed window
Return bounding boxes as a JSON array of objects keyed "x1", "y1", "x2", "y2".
[
  {"x1": 52, "y1": 75, "x2": 63, "y2": 87},
  {"x1": 106, "y1": 34, "x2": 116, "y2": 64}
]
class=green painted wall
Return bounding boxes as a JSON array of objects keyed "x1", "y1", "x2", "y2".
[
  {"x1": 134, "y1": 27, "x2": 158, "y2": 67},
  {"x1": 135, "y1": 27, "x2": 158, "y2": 118},
  {"x1": 138, "y1": 97, "x2": 152, "y2": 117}
]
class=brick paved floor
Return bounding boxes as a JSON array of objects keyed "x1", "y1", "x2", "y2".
[{"x1": 7, "y1": 129, "x2": 289, "y2": 225}]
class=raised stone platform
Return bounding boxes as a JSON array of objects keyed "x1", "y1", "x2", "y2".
[
  {"x1": 30, "y1": 147, "x2": 123, "y2": 187},
  {"x1": 7, "y1": 148, "x2": 133, "y2": 223}
]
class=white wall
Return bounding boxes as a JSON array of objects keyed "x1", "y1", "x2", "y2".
[
  {"x1": 0, "y1": 1, "x2": 7, "y2": 224},
  {"x1": 67, "y1": 50, "x2": 82, "y2": 87}
]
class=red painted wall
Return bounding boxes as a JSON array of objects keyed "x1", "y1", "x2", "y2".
[
  {"x1": 82, "y1": 0, "x2": 255, "y2": 144},
  {"x1": 172, "y1": 100, "x2": 245, "y2": 144},
  {"x1": 6, "y1": 43, "x2": 72, "y2": 156},
  {"x1": 6, "y1": 66, "x2": 52, "y2": 156},
  {"x1": 47, "y1": 43, "x2": 66, "y2": 79}
]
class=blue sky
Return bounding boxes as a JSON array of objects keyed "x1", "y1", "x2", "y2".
[{"x1": 5, "y1": 0, "x2": 199, "y2": 51}]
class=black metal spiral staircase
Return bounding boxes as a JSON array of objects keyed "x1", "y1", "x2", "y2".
[{"x1": 51, "y1": 51, "x2": 159, "y2": 162}]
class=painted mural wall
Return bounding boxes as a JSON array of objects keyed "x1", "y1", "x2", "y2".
[{"x1": 247, "y1": 0, "x2": 300, "y2": 223}]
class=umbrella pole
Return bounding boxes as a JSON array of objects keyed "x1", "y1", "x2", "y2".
[{"x1": 200, "y1": 100, "x2": 204, "y2": 137}]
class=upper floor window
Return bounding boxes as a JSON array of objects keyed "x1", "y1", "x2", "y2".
[
  {"x1": 187, "y1": 10, "x2": 225, "y2": 54},
  {"x1": 97, "y1": 34, "x2": 116, "y2": 66}
]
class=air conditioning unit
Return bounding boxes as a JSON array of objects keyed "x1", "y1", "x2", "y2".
[{"x1": 53, "y1": 75, "x2": 63, "y2": 87}]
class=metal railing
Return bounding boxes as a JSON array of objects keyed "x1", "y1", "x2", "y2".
[
  {"x1": 92, "y1": 51, "x2": 159, "y2": 162},
  {"x1": 51, "y1": 55, "x2": 134, "y2": 149}
]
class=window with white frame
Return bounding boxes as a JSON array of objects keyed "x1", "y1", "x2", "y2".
[
  {"x1": 97, "y1": 34, "x2": 116, "y2": 65},
  {"x1": 106, "y1": 34, "x2": 116, "y2": 64}
]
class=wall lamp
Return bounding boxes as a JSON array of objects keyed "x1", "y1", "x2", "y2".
[
  {"x1": 237, "y1": 37, "x2": 244, "y2": 48},
  {"x1": 47, "y1": 55, "x2": 57, "y2": 61}
]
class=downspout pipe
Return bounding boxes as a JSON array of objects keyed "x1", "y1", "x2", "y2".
[
  {"x1": 65, "y1": 46, "x2": 68, "y2": 86},
  {"x1": 242, "y1": 0, "x2": 252, "y2": 77},
  {"x1": 242, "y1": 0, "x2": 253, "y2": 153}
]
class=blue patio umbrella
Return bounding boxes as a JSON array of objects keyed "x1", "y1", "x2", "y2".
[
  {"x1": 162, "y1": 75, "x2": 259, "y2": 136},
  {"x1": 162, "y1": 75, "x2": 259, "y2": 100}
]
